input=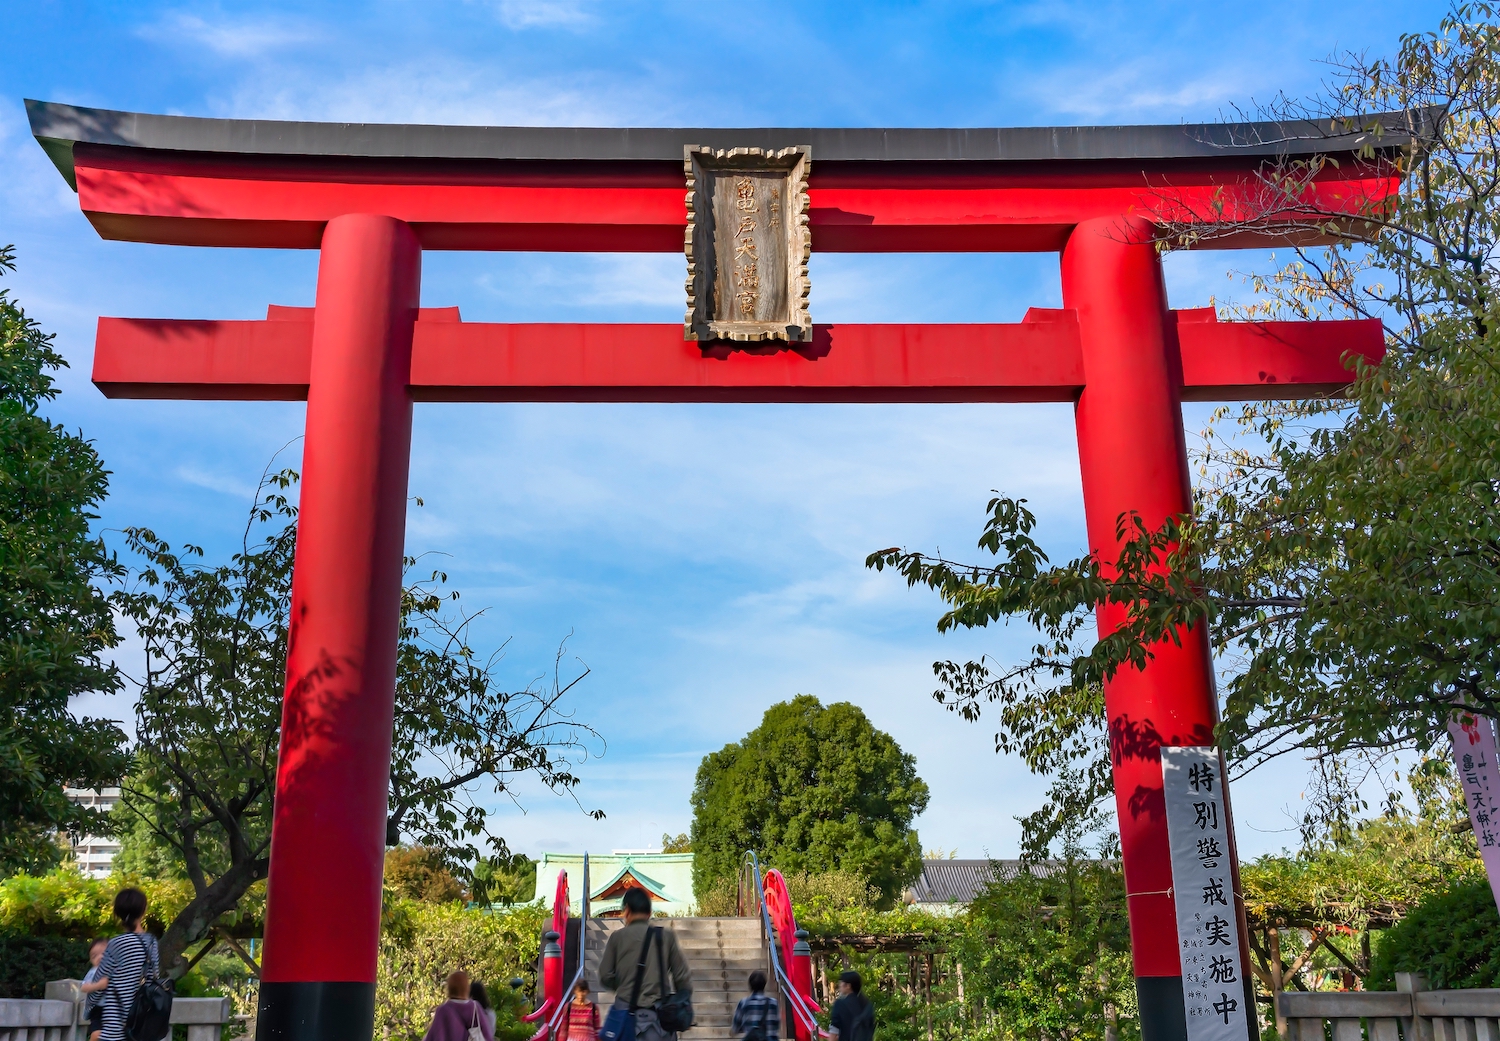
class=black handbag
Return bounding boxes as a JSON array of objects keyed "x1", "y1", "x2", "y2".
[
  {"x1": 651, "y1": 927, "x2": 694, "y2": 1033},
  {"x1": 124, "y1": 934, "x2": 174, "y2": 1041}
]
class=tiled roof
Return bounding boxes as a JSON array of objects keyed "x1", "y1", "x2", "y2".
[{"x1": 907, "y1": 859, "x2": 1069, "y2": 905}]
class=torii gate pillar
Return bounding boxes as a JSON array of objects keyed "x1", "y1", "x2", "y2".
[
  {"x1": 257, "y1": 215, "x2": 420, "y2": 1040},
  {"x1": 1065, "y1": 217, "x2": 1246, "y2": 1034}
]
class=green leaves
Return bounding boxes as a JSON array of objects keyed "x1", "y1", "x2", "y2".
[
  {"x1": 113, "y1": 468, "x2": 297, "y2": 974},
  {"x1": 689, "y1": 695, "x2": 929, "y2": 909},
  {"x1": 1366, "y1": 879, "x2": 1500, "y2": 989},
  {"x1": 960, "y1": 854, "x2": 1136, "y2": 1041},
  {"x1": 0, "y1": 245, "x2": 126, "y2": 873},
  {"x1": 376, "y1": 900, "x2": 547, "y2": 1041}
]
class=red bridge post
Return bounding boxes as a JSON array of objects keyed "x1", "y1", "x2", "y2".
[
  {"x1": 257, "y1": 214, "x2": 421, "y2": 1041},
  {"x1": 1063, "y1": 216, "x2": 1253, "y2": 1041}
]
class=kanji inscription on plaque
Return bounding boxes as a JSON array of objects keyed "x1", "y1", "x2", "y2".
[{"x1": 684, "y1": 145, "x2": 812, "y2": 343}]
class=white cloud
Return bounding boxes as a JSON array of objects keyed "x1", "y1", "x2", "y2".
[
  {"x1": 0, "y1": 104, "x2": 83, "y2": 221},
  {"x1": 1020, "y1": 58, "x2": 1256, "y2": 122},
  {"x1": 136, "y1": 10, "x2": 320, "y2": 59},
  {"x1": 474, "y1": 254, "x2": 685, "y2": 311},
  {"x1": 492, "y1": 0, "x2": 596, "y2": 31},
  {"x1": 215, "y1": 59, "x2": 672, "y2": 128},
  {"x1": 174, "y1": 464, "x2": 259, "y2": 500}
]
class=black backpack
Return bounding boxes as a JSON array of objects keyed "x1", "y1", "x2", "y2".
[
  {"x1": 651, "y1": 927, "x2": 694, "y2": 1033},
  {"x1": 124, "y1": 934, "x2": 174, "y2": 1041}
]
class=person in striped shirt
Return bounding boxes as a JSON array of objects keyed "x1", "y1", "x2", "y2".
[
  {"x1": 95, "y1": 888, "x2": 160, "y2": 1041},
  {"x1": 732, "y1": 971, "x2": 779, "y2": 1041}
]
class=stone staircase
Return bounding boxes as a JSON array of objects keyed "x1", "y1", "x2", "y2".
[{"x1": 582, "y1": 917, "x2": 768, "y2": 1041}]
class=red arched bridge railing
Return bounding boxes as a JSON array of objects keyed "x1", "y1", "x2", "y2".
[
  {"x1": 740, "y1": 851, "x2": 825, "y2": 1041},
  {"x1": 528, "y1": 854, "x2": 590, "y2": 1041}
]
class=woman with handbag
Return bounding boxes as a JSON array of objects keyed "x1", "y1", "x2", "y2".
[
  {"x1": 94, "y1": 889, "x2": 160, "y2": 1041},
  {"x1": 423, "y1": 971, "x2": 495, "y2": 1041}
]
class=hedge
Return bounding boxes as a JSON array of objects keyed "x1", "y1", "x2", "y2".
[
  {"x1": 1369, "y1": 878, "x2": 1500, "y2": 990},
  {"x1": 0, "y1": 935, "x2": 91, "y2": 998}
]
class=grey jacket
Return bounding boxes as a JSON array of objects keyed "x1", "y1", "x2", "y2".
[{"x1": 598, "y1": 921, "x2": 693, "y2": 1008}]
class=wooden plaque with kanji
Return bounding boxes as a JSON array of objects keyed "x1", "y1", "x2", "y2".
[{"x1": 684, "y1": 145, "x2": 812, "y2": 343}]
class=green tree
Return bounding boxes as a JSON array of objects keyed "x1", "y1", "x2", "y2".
[
  {"x1": 690, "y1": 695, "x2": 929, "y2": 908},
  {"x1": 1235, "y1": 758, "x2": 1482, "y2": 1000},
  {"x1": 472, "y1": 852, "x2": 537, "y2": 907},
  {"x1": 961, "y1": 847, "x2": 1136, "y2": 1041},
  {"x1": 114, "y1": 470, "x2": 600, "y2": 975},
  {"x1": 867, "y1": 8, "x2": 1500, "y2": 850},
  {"x1": 0, "y1": 245, "x2": 126, "y2": 873},
  {"x1": 384, "y1": 846, "x2": 465, "y2": 903}
]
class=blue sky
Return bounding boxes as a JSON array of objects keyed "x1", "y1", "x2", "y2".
[{"x1": 2, "y1": 0, "x2": 1447, "y2": 865}]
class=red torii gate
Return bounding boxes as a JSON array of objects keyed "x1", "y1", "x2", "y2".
[{"x1": 28, "y1": 100, "x2": 1400, "y2": 1041}]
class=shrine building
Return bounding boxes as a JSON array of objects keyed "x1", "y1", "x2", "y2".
[{"x1": 534, "y1": 852, "x2": 696, "y2": 916}]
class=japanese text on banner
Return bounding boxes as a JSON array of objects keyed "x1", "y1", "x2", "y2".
[
  {"x1": 1162, "y1": 746, "x2": 1250, "y2": 1041},
  {"x1": 1447, "y1": 711, "x2": 1500, "y2": 913}
]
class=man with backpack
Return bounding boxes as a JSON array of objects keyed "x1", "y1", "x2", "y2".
[
  {"x1": 597, "y1": 888, "x2": 693, "y2": 1041},
  {"x1": 732, "y1": 971, "x2": 779, "y2": 1041},
  {"x1": 827, "y1": 971, "x2": 874, "y2": 1041}
]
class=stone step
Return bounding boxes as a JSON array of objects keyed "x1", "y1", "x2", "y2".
[
  {"x1": 581, "y1": 913, "x2": 774, "y2": 1028},
  {"x1": 669, "y1": 924, "x2": 762, "y2": 936},
  {"x1": 686, "y1": 961, "x2": 766, "y2": 971},
  {"x1": 693, "y1": 982, "x2": 770, "y2": 995}
]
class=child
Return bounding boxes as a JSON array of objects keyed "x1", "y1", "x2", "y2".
[
  {"x1": 80, "y1": 938, "x2": 109, "y2": 1041},
  {"x1": 732, "y1": 970, "x2": 779, "y2": 1041},
  {"x1": 561, "y1": 979, "x2": 598, "y2": 1041}
]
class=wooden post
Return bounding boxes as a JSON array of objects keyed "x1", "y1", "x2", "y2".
[
  {"x1": 924, "y1": 953, "x2": 933, "y2": 1041},
  {"x1": 1397, "y1": 972, "x2": 1432, "y2": 1041},
  {"x1": 1270, "y1": 927, "x2": 1286, "y2": 1038}
]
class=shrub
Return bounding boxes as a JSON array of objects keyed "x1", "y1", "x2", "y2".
[
  {"x1": 1369, "y1": 878, "x2": 1500, "y2": 990},
  {"x1": 0, "y1": 935, "x2": 91, "y2": 997},
  {"x1": 0, "y1": 869, "x2": 204, "y2": 938},
  {"x1": 695, "y1": 876, "x2": 737, "y2": 917},
  {"x1": 377, "y1": 899, "x2": 546, "y2": 1041},
  {"x1": 782, "y1": 870, "x2": 877, "y2": 915}
]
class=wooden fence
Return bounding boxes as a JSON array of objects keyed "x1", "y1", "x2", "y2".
[{"x1": 1279, "y1": 975, "x2": 1500, "y2": 1041}]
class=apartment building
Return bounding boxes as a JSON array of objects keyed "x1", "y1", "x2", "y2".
[{"x1": 63, "y1": 787, "x2": 122, "y2": 878}]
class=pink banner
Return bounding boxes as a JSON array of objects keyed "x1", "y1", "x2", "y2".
[{"x1": 1448, "y1": 711, "x2": 1500, "y2": 911}]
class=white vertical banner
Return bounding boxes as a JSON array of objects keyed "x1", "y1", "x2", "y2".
[
  {"x1": 1161, "y1": 746, "x2": 1249, "y2": 1041},
  {"x1": 1447, "y1": 711, "x2": 1500, "y2": 911}
]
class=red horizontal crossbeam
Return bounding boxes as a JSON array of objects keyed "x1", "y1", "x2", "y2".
[
  {"x1": 74, "y1": 147, "x2": 1398, "y2": 252},
  {"x1": 93, "y1": 308, "x2": 1383, "y2": 404}
]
